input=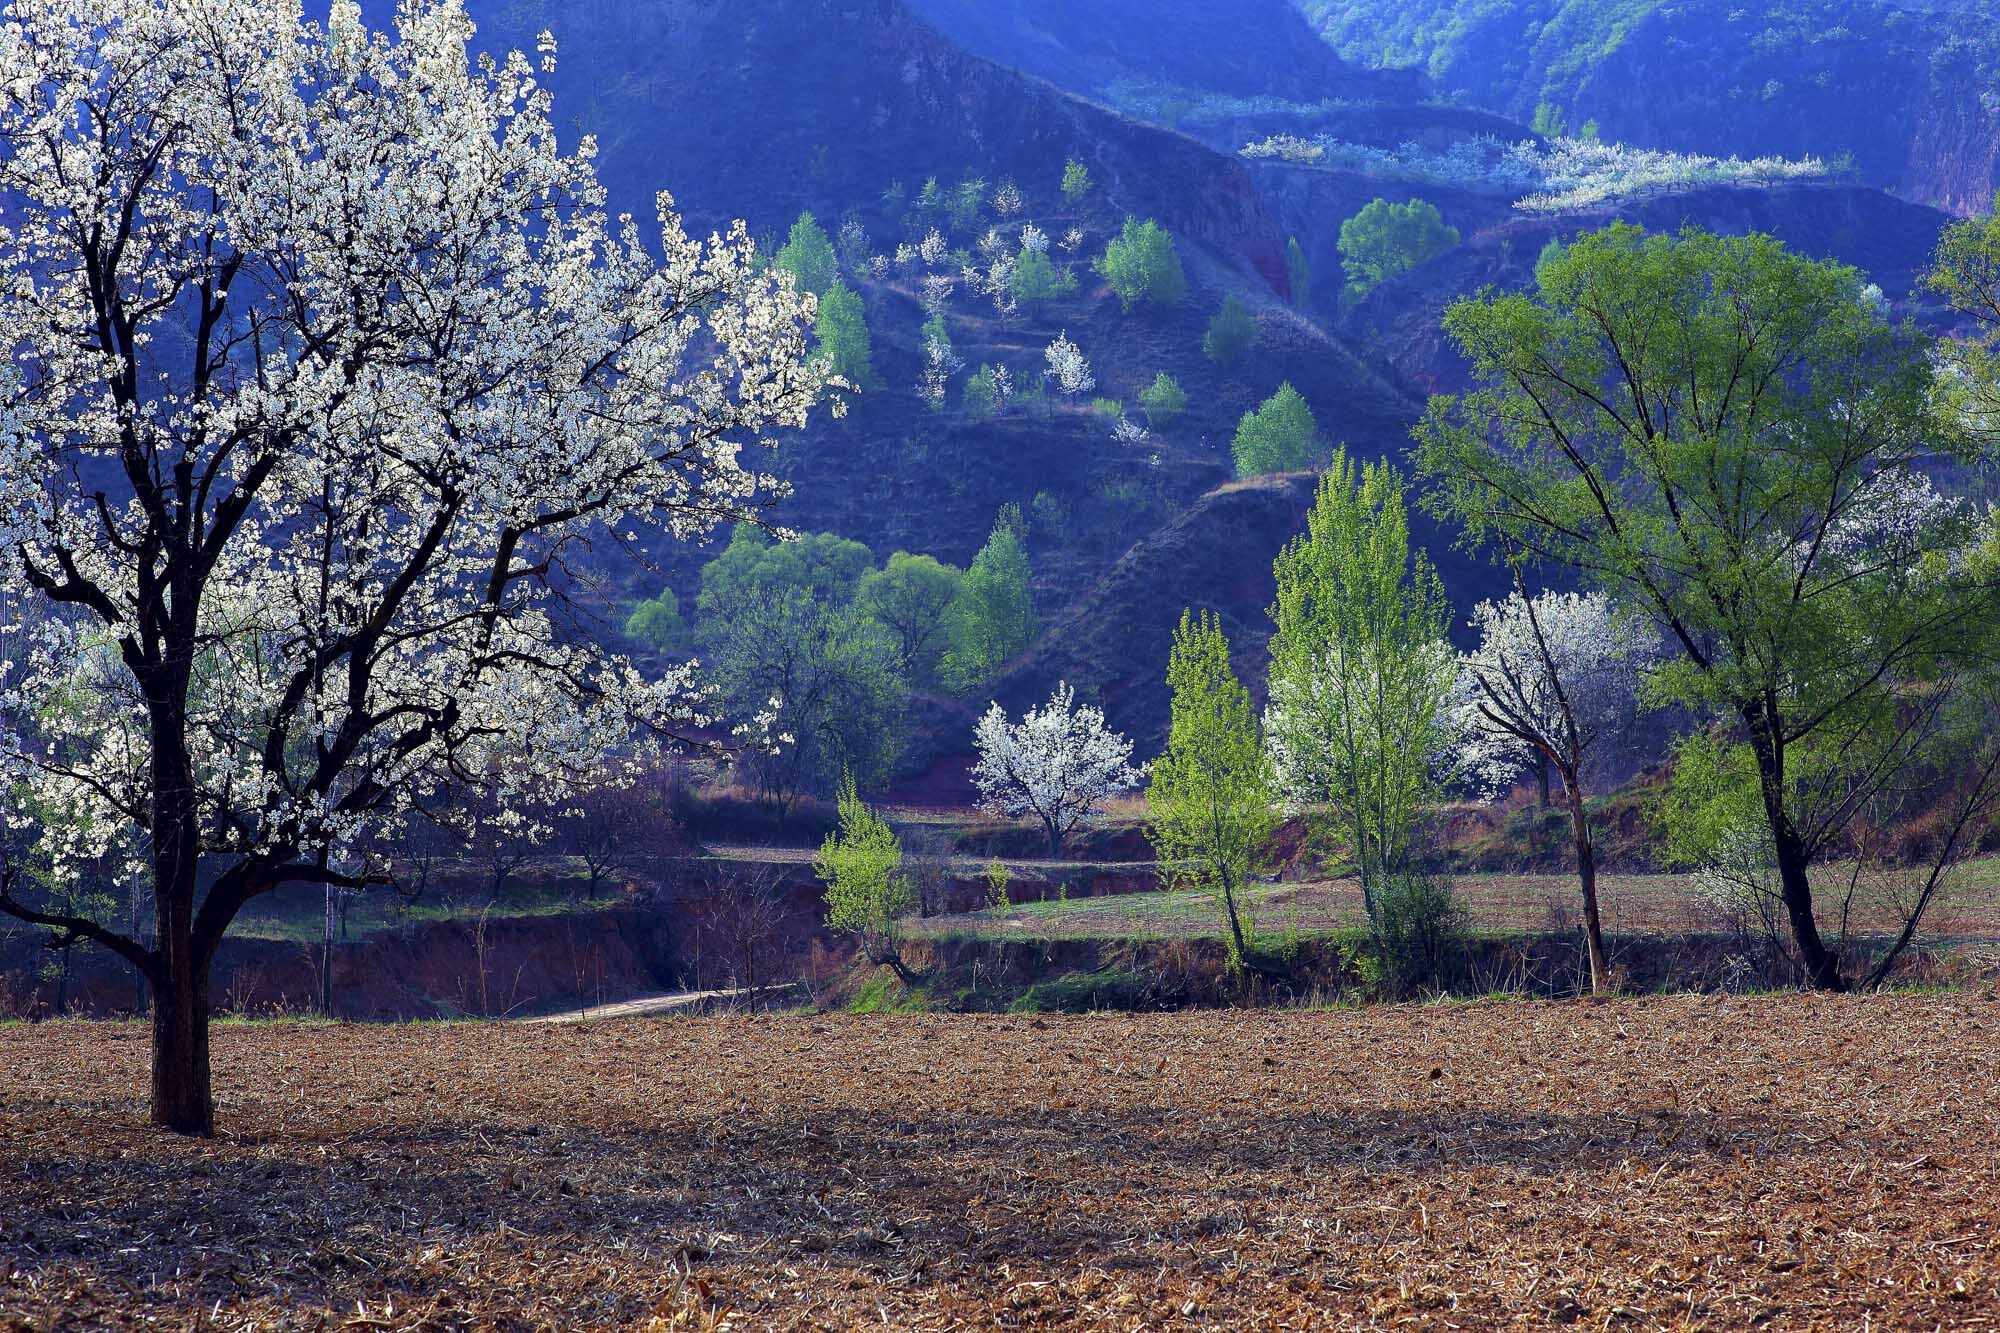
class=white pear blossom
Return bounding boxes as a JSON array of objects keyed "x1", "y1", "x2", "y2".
[
  {"x1": 972, "y1": 683, "x2": 1144, "y2": 855},
  {"x1": 921, "y1": 272, "x2": 956, "y2": 315},
  {"x1": 1453, "y1": 591, "x2": 1655, "y2": 796},
  {"x1": 919, "y1": 228, "x2": 949, "y2": 266},
  {"x1": 1045, "y1": 332, "x2": 1095, "y2": 397},
  {"x1": 992, "y1": 179, "x2": 1024, "y2": 217},
  {"x1": 1060, "y1": 226, "x2": 1087, "y2": 253},
  {"x1": 0, "y1": 0, "x2": 828, "y2": 1130},
  {"x1": 1020, "y1": 222, "x2": 1050, "y2": 254},
  {"x1": 893, "y1": 242, "x2": 918, "y2": 273},
  {"x1": 1111, "y1": 415, "x2": 1151, "y2": 446},
  {"x1": 921, "y1": 327, "x2": 964, "y2": 407}
]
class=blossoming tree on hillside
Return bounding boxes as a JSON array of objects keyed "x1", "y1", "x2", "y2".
[{"x1": 972, "y1": 683, "x2": 1143, "y2": 856}]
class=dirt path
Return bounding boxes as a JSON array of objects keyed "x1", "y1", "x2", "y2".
[{"x1": 520, "y1": 984, "x2": 798, "y2": 1022}]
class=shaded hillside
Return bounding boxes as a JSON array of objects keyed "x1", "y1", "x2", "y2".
[
  {"x1": 1301, "y1": 0, "x2": 2000, "y2": 215},
  {"x1": 456, "y1": 0, "x2": 1285, "y2": 274},
  {"x1": 902, "y1": 0, "x2": 1418, "y2": 108}
]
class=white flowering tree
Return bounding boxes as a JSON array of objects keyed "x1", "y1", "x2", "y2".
[
  {"x1": 1456, "y1": 586, "x2": 1653, "y2": 991},
  {"x1": 1044, "y1": 332, "x2": 1095, "y2": 397},
  {"x1": 971, "y1": 683, "x2": 1142, "y2": 856},
  {"x1": 0, "y1": 0, "x2": 827, "y2": 1134}
]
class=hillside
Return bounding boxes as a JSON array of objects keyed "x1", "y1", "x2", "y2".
[
  {"x1": 341, "y1": 0, "x2": 1975, "y2": 778},
  {"x1": 1340, "y1": 180, "x2": 1958, "y2": 392},
  {"x1": 1301, "y1": 0, "x2": 2000, "y2": 215},
  {"x1": 903, "y1": 0, "x2": 1419, "y2": 110}
]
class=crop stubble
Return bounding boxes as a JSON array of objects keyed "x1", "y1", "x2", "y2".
[{"x1": 2, "y1": 994, "x2": 1998, "y2": 1328}]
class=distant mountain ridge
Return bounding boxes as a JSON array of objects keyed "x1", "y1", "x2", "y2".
[{"x1": 1297, "y1": 0, "x2": 2000, "y2": 216}]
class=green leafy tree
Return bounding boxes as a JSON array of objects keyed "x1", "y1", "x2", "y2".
[
  {"x1": 950, "y1": 176, "x2": 987, "y2": 230},
  {"x1": 695, "y1": 527, "x2": 873, "y2": 622},
  {"x1": 944, "y1": 511, "x2": 1035, "y2": 691},
  {"x1": 1285, "y1": 235, "x2": 1312, "y2": 305},
  {"x1": 623, "y1": 589, "x2": 686, "y2": 654},
  {"x1": 1338, "y1": 198, "x2": 1459, "y2": 297},
  {"x1": 1148, "y1": 610, "x2": 1277, "y2": 971},
  {"x1": 1265, "y1": 452, "x2": 1457, "y2": 919},
  {"x1": 1010, "y1": 247, "x2": 1076, "y2": 304},
  {"x1": 857, "y1": 552, "x2": 965, "y2": 687},
  {"x1": 774, "y1": 211, "x2": 839, "y2": 297},
  {"x1": 708, "y1": 591, "x2": 907, "y2": 808},
  {"x1": 1231, "y1": 382, "x2": 1316, "y2": 478},
  {"x1": 1138, "y1": 372, "x2": 1187, "y2": 430},
  {"x1": 1095, "y1": 216, "x2": 1188, "y2": 312},
  {"x1": 916, "y1": 176, "x2": 944, "y2": 216},
  {"x1": 813, "y1": 280, "x2": 876, "y2": 389},
  {"x1": 1203, "y1": 295, "x2": 1257, "y2": 365},
  {"x1": 962, "y1": 364, "x2": 1001, "y2": 418},
  {"x1": 1927, "y1": 196, "x2": 2000, "y2": 448},
  {"x1": 816, "y1": 774, "x2": 917, "y2": 982},
  {"x1": 1061, "y1": 158, "x2": 1092, "y2": 203},
  {"x1": 1417, "y1": 222, "x2": 2000, "y2": 990}
]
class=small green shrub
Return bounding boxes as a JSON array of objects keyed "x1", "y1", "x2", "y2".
[{"x1": 1371, "y1": 872, "x2": 1468, "y2": 997}]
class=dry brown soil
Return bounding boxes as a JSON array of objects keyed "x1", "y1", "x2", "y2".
[{"x1": 3, "y1": 996, "x2": 1999, "y2": 1329}]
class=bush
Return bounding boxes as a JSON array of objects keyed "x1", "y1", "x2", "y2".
[
  {"x1": 1338, "y1": 197, "x2": 1461, "y2": 297},
  {"x1": 1371, "y1": 872, "x2": 1468, "y2": 997},
  {"x1": 1203, "y1": 296, "x2": 1256, "y2": 365},
  {"x1": 1010, "y1": 247, "x2": 1076, "y2": 304},
  {"x1": 623, "y1": 589, "x2": 686, "y2": 653},
  {"x1": 1095, "y1": 217, "x2": 1187, "y2": 312},
  {"x1": 1137, "y1": 372, "x2": 1187, "y2": 429},
  {"x1": 1231, "y1": 382, "x2": 1316, "y2": 477}
]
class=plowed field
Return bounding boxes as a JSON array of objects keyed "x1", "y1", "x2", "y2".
[{"x1": 4, "y1": 996, "x2": 1999, "y2": 1328}]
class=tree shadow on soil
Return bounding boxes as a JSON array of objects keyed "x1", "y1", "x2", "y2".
[{"x1": 0, "y1": 1100, "x2": 1861, "y2": 1317}]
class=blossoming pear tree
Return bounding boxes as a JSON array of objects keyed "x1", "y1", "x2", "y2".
[
  {"x1": 1455, "y1": 586, "x2": 1653, "y2": 991},
  {"x1": 0, "y1": 0, "x2": 829, "y2": 1133},
  {"x1": 971, "y1": 683, "x2": 1142, "y2": 856}
]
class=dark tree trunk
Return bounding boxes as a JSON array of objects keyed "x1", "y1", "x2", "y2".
[
  {"x1": 150, "y1": 936, "x2": 213, "y2": 1135},
  {"x1": 1561, "y1": 771, "x2": 1610, "y2": 994},
  {"x1": 1746, "y1": 709, "x2": 1845, "y2": 991},
  {"x1": 1771, "y1": 821, "x2": 1844, "y2": 991},
  {"x1": 1536, "y1": 757, "x2": 1552, "y2": 810}
]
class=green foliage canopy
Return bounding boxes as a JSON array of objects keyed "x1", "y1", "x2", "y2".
[
  {"x1": 1095, "y1": 216, "x2": 1188, "y2": 312},
  {"x1": 1203, "y1": 296, "x2": 1256, "y2": 365},
  {"x1": 1147, "y1": 610, "x2": 1276, "y2": 970},
  {"x1": 1416, "y1": 221, "x2": 2000, "y2": 989},
  {"x1": 1338, "y1": 198, "x2": 1459, "y2": 296},
  {"x1": 774, "y1": 211, "x2": 839, "y2": 298},
  {"x1": 1231, "y1": 382, "x2": 1316, "y2": 478}
]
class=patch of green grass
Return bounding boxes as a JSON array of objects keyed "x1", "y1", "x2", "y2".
[
  {"x1": 848, "y1": 971, "x2": 929, "y2": 1014},
  {"x1": 226, "y1": 872, "x2": 608, "y2": 944},
  {"x1": 1008, "y1": 969, "x2": 1151, "y2": 1014}
]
